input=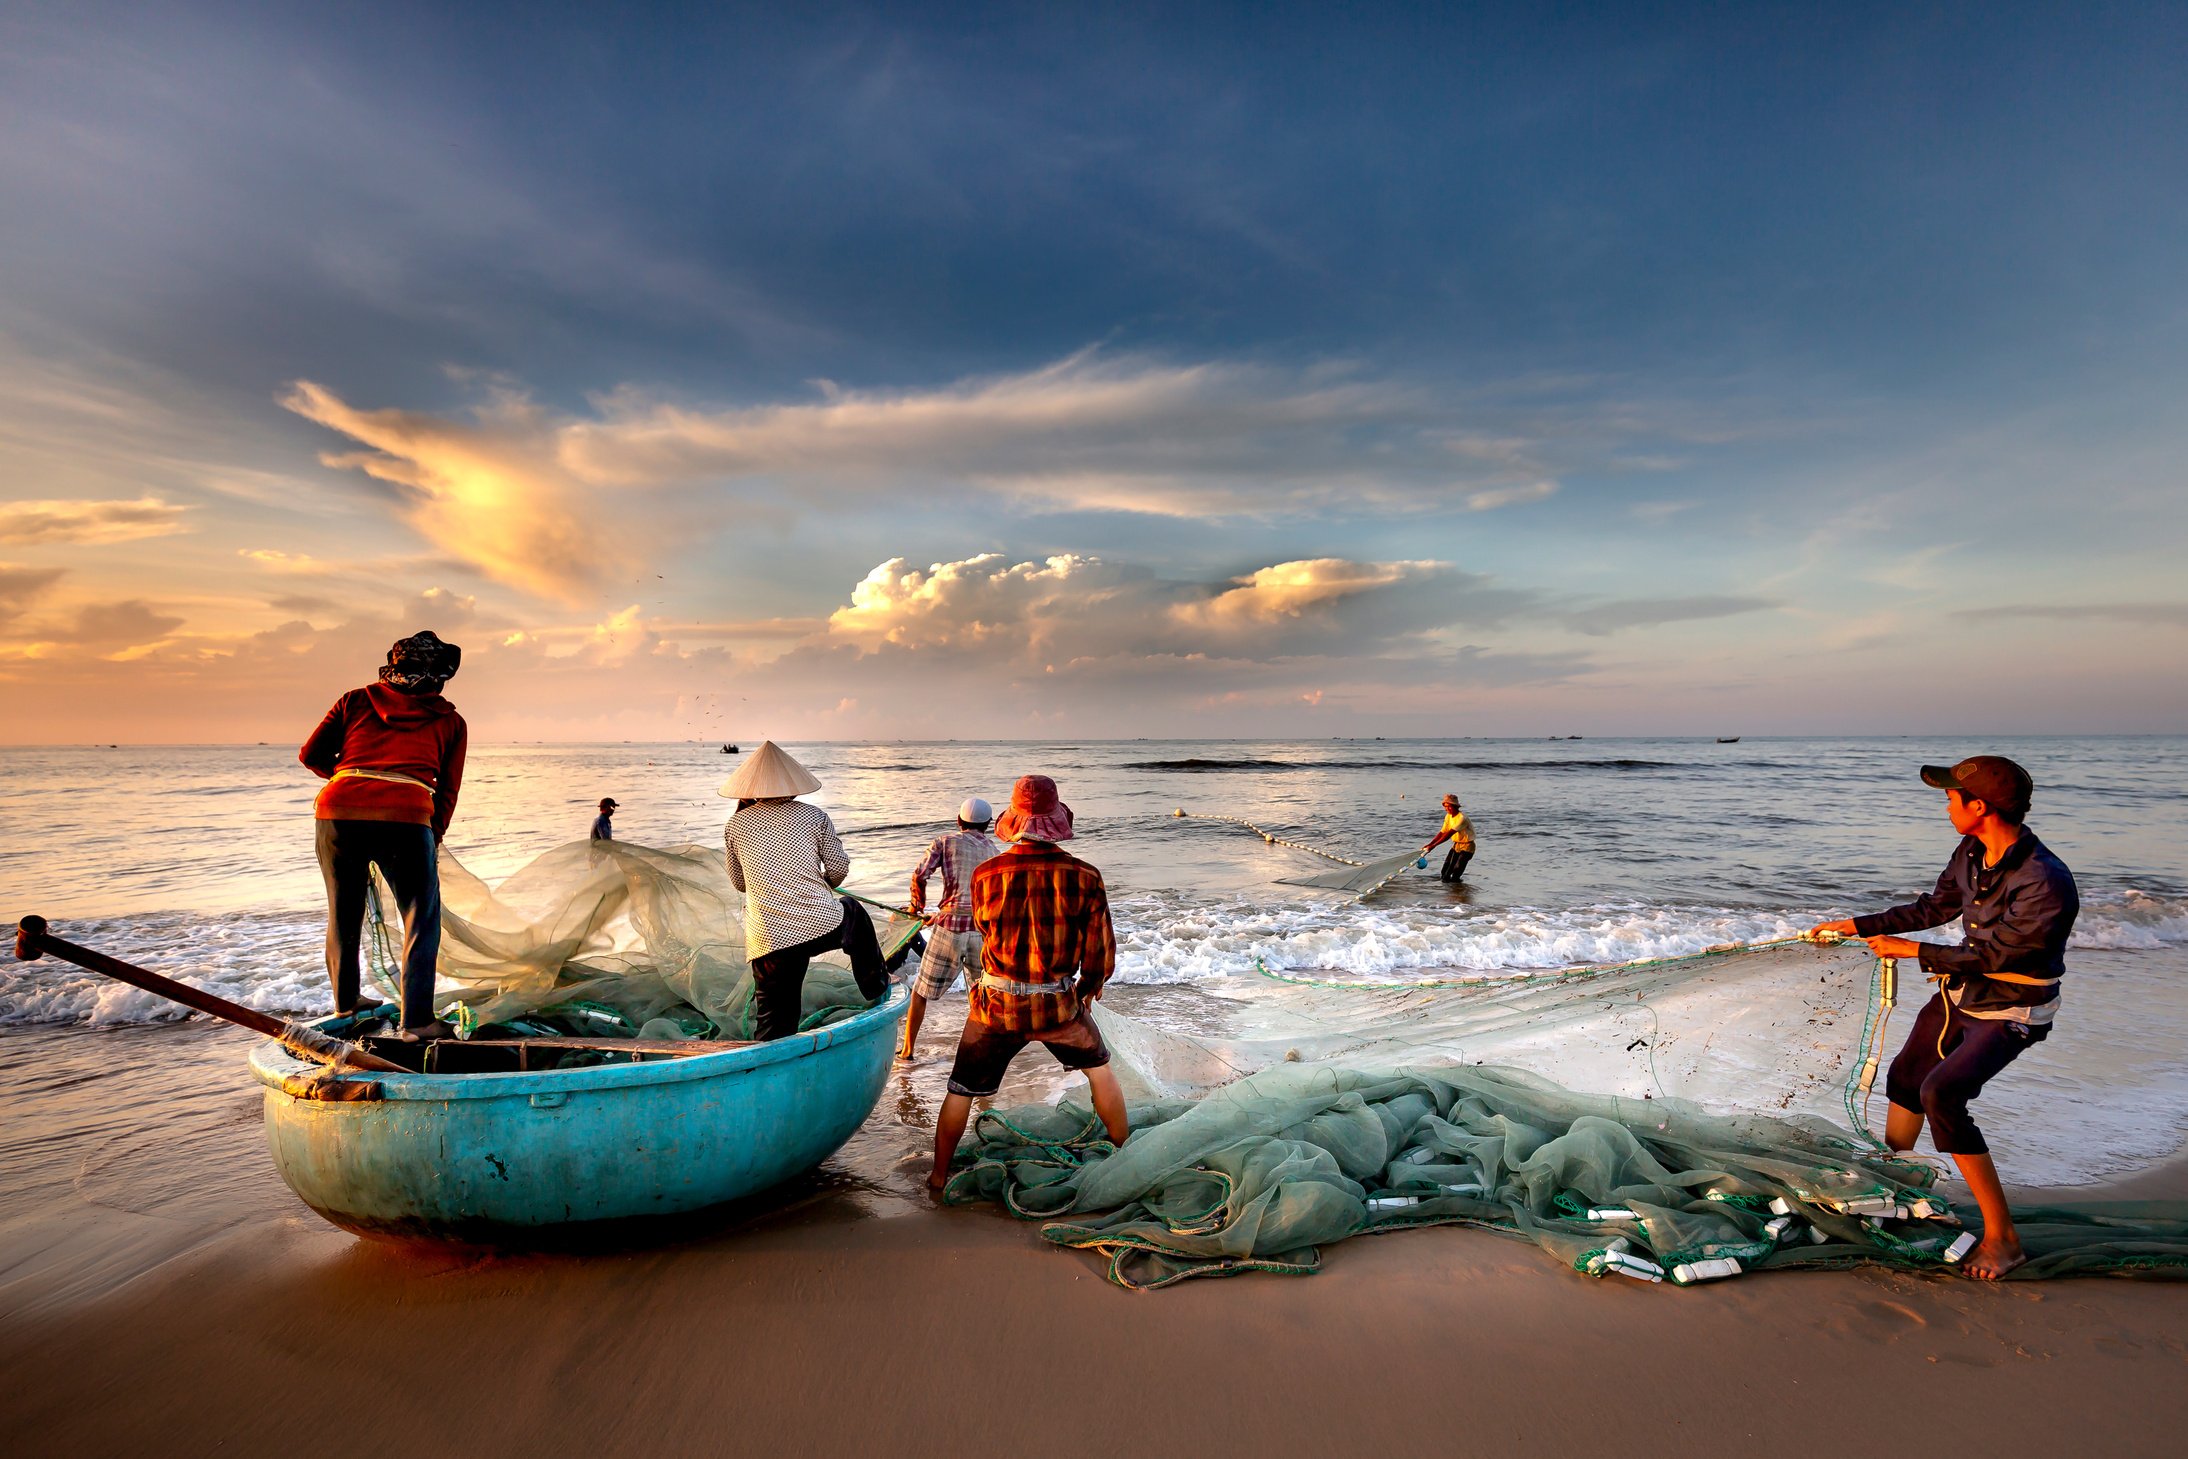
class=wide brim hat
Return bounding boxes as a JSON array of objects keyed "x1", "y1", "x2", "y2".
[
  {"x1": 996, "y1": 773, "x2": 1074, "y2": 842},
  {"x1": 717, "y1": 740, "x2": 822, "y2": 799}
]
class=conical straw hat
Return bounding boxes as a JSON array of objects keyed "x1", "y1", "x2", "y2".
[{"x1": 717, "y1": 740, "x2": 822, "y2": 799}]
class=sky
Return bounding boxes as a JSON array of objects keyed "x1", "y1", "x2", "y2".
[{"x1": 2, "y1": 0, "x2": 2184, "y2": 742}]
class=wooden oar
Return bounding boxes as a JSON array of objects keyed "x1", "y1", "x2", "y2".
[{"x1": 13, "y1": 914, "x2": 406, "y2": 1074}]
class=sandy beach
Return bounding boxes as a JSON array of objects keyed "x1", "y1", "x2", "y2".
[{"x1": 4, "y1": 1014, "x2": 2183, "y2": 1459}]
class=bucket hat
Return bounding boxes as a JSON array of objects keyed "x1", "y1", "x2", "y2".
[
  {"x1": 718, "y1": 740, "x2": 823, "y2": 799},
  {"x1": 996, "y1": 774, "x2": 1074, "y2": 843}
]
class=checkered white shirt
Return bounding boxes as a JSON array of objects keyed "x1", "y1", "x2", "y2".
[{"x1": 724, "y1": 799, "x2": 851, "y2": 958}]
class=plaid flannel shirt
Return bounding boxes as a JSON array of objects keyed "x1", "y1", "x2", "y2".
[
  {"x1": 909, "y1": 829, "x2": 1001, "y2": 933},
  {"x1": 968, "y1": 844, "x2": 1116, "y2": 1033}
]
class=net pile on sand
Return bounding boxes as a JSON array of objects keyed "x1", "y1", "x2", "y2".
[
  {"x1": 957, "y1": 941, "x2": 2188, "y2": 1287},
  {"x1": 367, "y1": 840, "x2": 921, "y2": 1039},
  {"x1": 944, "y1": 1057, "x2": 2188, "y2": 1288}
]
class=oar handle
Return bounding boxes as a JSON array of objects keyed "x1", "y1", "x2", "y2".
[{"x1": 13, "y1": 915, "x2": 405, "y2": 1074}]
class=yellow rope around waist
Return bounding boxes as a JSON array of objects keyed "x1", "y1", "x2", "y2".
[
  {"x1": 1927, "y1": 967, "x2": 2061, "y2": 1056},
  {"x1": 331, "y1": 767, "x2": 435, "y2": 791}
]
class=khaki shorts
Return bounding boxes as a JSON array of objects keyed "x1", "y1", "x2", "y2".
[{"x1": 913, "y1": 926, "x2": 982, "y2": 1000}]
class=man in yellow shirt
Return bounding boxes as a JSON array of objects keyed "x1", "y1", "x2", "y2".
[{"x1": 1421, "y1": 793, "x2": 1476, "y2": 883}]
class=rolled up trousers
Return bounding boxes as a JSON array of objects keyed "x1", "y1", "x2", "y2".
[{"x1": 316, "y1": 819, "x2": 440, "y2": 1027}]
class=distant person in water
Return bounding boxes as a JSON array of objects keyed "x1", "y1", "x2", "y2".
[
  {"x1": 591, "y1": 797, "x2": 618, "y2": 841},
  {"x1": 929, "y1": 774, "x2": 1127, "y2": 1190},
  {"x1": 1811, "y1": 755, "x2": 2077, "y2": 1281},
  {"x1": 1421, "y1": 793, "x2": 1476, "y2": 882},
  {"x1": 898, "y1": 796, "x2": 1001, "y2": 1060},
  {"x1": 299, "y1": 631, "x2": 467, "y2": 1040},
  {"x1": 721, "y1": 741, "x2": 889, "y2": 1040}
]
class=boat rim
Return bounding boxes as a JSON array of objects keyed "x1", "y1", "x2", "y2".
[{"x1": 248, "y1": 981, "x2": 908, "y2": 1101}]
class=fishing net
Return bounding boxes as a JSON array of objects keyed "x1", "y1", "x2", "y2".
[
  {"x1": 1173, "y1": 809, "x2": 1424, "y2": 900},
  {"x1": 1272, "y1": 849, "x2": 1423, "y2": 897},
  {"x1": 945, "y1": 941, "x2": 2188, "y2": 1287},
  {"x1": 365, "y1": 840, "x2": 922, "y2": 1039}
]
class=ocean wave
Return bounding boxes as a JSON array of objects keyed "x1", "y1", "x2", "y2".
[
  {"x1": 0, "y1": 910, "x2": 329, "y2": 1028},
  {"x1": 11, "y1": 889, "x2": 2181, "y2": 1028},
  {"x1": 1109, "y1": 895, "x2": 1825, "y2": 982},
  {"x1": 1108, "y1": 887, "x2": 2188, "y2": 984},
  {"x1": 2073, "y1": 889, "x2": 2188, "y2": 950}
]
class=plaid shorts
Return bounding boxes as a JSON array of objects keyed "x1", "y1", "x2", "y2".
[
  {"x1": 913, "y1": 926, "x2": 983, "y2": 1000},
  {"x1": 946, "y1": 1002, "x2": 1111, "y2": 1098}
]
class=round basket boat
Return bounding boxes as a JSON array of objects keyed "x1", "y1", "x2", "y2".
[{"x1": 248, "y1": 984, "x2": 908, "y2": 1240}]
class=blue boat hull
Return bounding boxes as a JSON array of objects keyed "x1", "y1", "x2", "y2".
[{"x1": 249, "y1": 985, "x2": 907, "y2": 1239}]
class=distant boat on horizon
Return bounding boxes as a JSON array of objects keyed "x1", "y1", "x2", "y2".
[
  {"x1": 721, "y1": 743, "x2": 740, "y2": 754},
  {"x1": 1717, "y1": 736, "x2": 1741, "y2": 743}
]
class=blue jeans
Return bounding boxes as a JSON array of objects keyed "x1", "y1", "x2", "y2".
[{"x1": 316, "y1": 819, "x2": 440, "y2": 1028}]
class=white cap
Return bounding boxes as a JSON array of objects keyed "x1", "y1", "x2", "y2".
[{"x1": 958, "y1": 796, "x2": 993, "y2": 824}]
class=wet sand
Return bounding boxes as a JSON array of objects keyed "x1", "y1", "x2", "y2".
[{"x1": 3, "y1": 1017, "x2": 2184, "y2": 1459}]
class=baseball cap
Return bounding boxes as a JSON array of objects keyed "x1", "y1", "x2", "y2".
[
  {"x1": 958, "y1": 796, "x2": 993, "y2": 824},
  {"x1": 599, "y1": 797, "x2": 618, "y2": 810},
  {"x1": 1919, "y1": 756, "x2": 2032, "y2": 816}
]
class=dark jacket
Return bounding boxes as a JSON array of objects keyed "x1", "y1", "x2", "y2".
[
  {"x1": 300, "y1": 683, "x2": 468, "y2": 837},
  {"x1": 1852, "y1": 828, "x2": 2078, "y2": 1013}
]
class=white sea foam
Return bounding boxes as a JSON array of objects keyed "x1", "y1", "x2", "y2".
[
  {"x1": 6, "y1": 889, "x2": 2183, "y2": 1026},
  {"x1": 0, "y1": 910, "x2": 329, "y2": 1027},
  {"x1": 1111, "y1": 887, "x2": 2188, "y2": 985}
]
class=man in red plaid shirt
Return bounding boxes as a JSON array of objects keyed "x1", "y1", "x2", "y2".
[{"x1": 928, "y1": 773, "x2": 1129, "y2": 1189}]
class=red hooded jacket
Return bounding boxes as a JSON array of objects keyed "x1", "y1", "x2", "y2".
[{"x1": 300, "y1": 683, "x2": 468, "y2": 837}]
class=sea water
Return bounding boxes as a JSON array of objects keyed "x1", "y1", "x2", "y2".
[{"x1": 2, "y1": 736, "x2": 2184, "y2": 1181}]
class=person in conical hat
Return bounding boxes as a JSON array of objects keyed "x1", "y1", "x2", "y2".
[
  {"x1": 718, "y1": 738, "x2": 823, "y2": 800},
  {"x1": 720, "y1": 741, "x2": 889, "y2": 1039}
]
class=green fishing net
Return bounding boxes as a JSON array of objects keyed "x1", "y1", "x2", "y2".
[
  {"x1": 946, "y1": 942, "x2": 2188, "y2": 1288},
  {"x1": 946, "y1": 1058, "x2": 2188, "y2": 1289},
  {"x1": 366, "y1": 840, "x2": 921, "y2": 1039}
]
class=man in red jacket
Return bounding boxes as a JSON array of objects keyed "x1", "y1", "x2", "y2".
[{"x1": 299, "y1": 631, "x2": 468, "y2": 1038}]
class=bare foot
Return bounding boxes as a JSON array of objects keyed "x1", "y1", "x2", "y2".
[
  {"x1": 926, "y1": 1171, "x2": 949, "y2": 1192},
  {"x1": 1963, "y1": 1234, "x2": 2027, "y2": 1280}
]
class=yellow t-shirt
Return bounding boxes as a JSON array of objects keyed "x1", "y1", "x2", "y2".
[{"x1": 1441, "y1": 811, "x2": 1475, "y2": 851}]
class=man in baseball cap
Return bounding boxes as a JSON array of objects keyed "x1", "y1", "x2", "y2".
[
  {"x1": 1812, "y1": 752, "x2": 2078, "y2": 1279},
  {"x1": 899, "y1": 795, "x2": 1002, "y2": 1060},
  {"x1": 591, "y1": 797, "x2": 619, "y2": 842}
]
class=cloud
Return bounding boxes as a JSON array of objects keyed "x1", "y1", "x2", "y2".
[
  {"x1": 289, "y1": 351, "x2": 1620, "y2": 534},
  {"x1": 0, "y1": 496, "x2": 190, "y2": 544},
  {"x1": 1951, "y1": 603, "x2": 2188, "y2": 629},
  {"x1": 827, "y1": 553, "x2": 1146, "y2": 657},
  {"x1": 60, "y1": 600, "x2": 186, "y2": 649},
  {"x1": 819, "y1": 551, "x2": 1560, "y2": 685},
  {"x1": 1559, "y1": 594, "x2": 1779, "y2": 637},
  {"x1": 0, "y1": 599, "x2": 186, "y2": 656},
  {"x1": 1176, "y1": 559, "x2": 1438, "y2": 629},
  {"x1": 0, "y1": 564, "x2": 65, "y2": 626},
  {"x1": 280, "y1": 381, "x2": 622, "y2": 604},
  {"x1": 1465, "y1": 480, "x2": 1559, "y2": 511}
]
